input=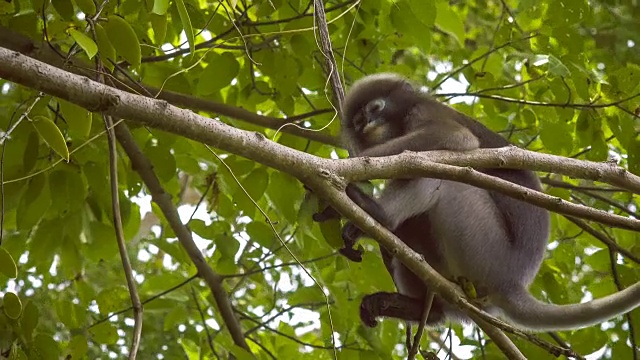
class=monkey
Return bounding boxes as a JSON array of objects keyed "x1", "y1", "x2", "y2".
[{"x1": 313, "y1": 73, "x2": 640, "y2": 331}]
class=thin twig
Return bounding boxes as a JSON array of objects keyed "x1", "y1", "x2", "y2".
[
  {"x1": 103, "y1": 115, "x2": 143, "y2": 359},
  {"x1": 190, "y1": 286, "x2": 217, "y2": 357},
  {"x1": 408, "y1": 292, "x2": 435, "y2": 360},
  {"x1": 565, "y1": 216, "x2": 640, "y2": 264},
  {"x1": 607, "y1": 248, "x2": 639, "y2": 360},
  {"x1": 313, "y1": 0, "x2": 346, "y2": 112},
  {"x1": 469, "y1": 315, "x2": 525, "y2": 360}
]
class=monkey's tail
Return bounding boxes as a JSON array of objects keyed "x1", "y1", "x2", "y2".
[{"x1": 494, "y1": 282, "x2": 640, "y2": 331}]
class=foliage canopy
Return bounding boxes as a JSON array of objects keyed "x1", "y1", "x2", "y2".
[{"x1": 0, "y1": 0, "x2": 639, "y2": 359}]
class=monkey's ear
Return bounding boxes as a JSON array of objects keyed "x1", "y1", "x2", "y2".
[{"x1": 401, "y1": 81, "x2": 414, "y2": 92}]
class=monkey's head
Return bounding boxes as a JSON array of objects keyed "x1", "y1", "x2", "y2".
[{"x1": 342, "y1": 73, "x2": 422, "y2": 154}]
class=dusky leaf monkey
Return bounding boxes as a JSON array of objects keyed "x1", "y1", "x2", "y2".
[{"x1": 314, "y1": 73, "x2": 640, "y2": 331}]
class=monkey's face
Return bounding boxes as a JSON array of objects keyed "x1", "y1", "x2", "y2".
[
  {"x1": 343, "y1": 74, "x2": 420, "y2": 150},
  {"x1": 354, "y1": 98, "x2": 398, "y2": 145}
]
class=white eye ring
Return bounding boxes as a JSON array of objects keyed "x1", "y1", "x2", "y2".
[{"x1": 365, "y1": 99, "x2": 385, "y2": 115}]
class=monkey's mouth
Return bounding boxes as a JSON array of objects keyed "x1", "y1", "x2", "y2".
[{"x1": 362, "y1": 120, "x2": 388, "y2": 143}]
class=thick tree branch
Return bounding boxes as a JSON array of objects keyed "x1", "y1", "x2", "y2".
[
  {"x1": 0, "y1": 25, "x2": 340, "y2": 147},
  {"x1": 4, "y1": 46, "x2": 639, "y2": 232},
  {"x1": 331, "y1": 152, "x2": 640, "y2": 231},
  {"x1": 368, "y1": 147, "x2": 640, "y2": 194}
]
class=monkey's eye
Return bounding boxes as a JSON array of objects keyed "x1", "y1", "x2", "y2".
[{"x1": 364, "y1": 99, "x2": 385, "y2": 116}]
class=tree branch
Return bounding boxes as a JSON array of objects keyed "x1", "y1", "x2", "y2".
[
  {"x1": 313, "y1": 0, "x2": 346, "y2": 112},
  {"x1": 0, "y1": 25, "x2": 340, "y2": 147},
  {"x1": 114, "y1": 123, "x2": 252, "y2": 354},
  {"x1": 104, "y1": 115, "x2": 143, "y2": 359}
]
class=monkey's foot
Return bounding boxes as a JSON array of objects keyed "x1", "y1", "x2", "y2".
[
  {"x1": 360, "y1": 294, "x2": 382, "y2": 327},
  {"x1": 361, "y1": 292, "x2": 421, "y2": 327},
  {"x1": 361, "y1": 292, "x2": 445, "y2": 327}
]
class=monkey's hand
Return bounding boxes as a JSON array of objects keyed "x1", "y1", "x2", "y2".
[
  {"x1": 312, "y1": 205, "x2": 364, "y2": 262},
  {"x1": 360, "y1": 292, "x2": 422, "y2": 327},
  {"x1": 312, "y1": 205, "x2": 341, "y2": 222},
  {"x1": 340, "y1": 222, "x2": 364, "y2": 262}
]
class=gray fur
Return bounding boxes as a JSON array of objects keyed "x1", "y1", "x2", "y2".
[{"x1": 343, "y1": 73, "x2": 640, "y2": 331}]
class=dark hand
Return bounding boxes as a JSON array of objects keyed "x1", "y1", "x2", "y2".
[{"x1": 340, "y1": 222, "x2": 364, "y2": 262}]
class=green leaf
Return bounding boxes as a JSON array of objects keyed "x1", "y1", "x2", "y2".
[
  {"x1": 214, "y1": 233, "x2": 240, "y2": 261},
  {"x1": 55, "y1": 299, "x2": 80, "y2": 328},
  {"x1": 613, "y1": 64, "x2": 640, "y2": 95},
  {"x1": 574, "y1": 111, "x2": 607, "y2": 161},
  {"x1": 59, "y1": 98, "x2": 92, "y2": 138},
  {"x1": 197, "y1": 52, "x2": 240, "y2": 95},
  {"x1": 150, "y1": 13, "x2": 168, "y2": 44},
  {"x1": 65, "y1": 335, "x2": 89, "y2": 359},
  {"x1": 390, "y1": 1, "x2": 432, "y2": 51},
  {"x1": 20, "y1": 301, "x2": 39, "y2": 340},
  {"x1": 3, "y1": 292, "x2": 22, "y2": 319},
  {"x1": 69, "y1": 29, "x2": 98, "y2": 59},
  {"x1": 30, "y1": 115, "x2": 69, "y2": 161},
  {"x1": 266, "y1": 172, "x2": 303, "y2": 223},
  {"x1": 229, "y1": 345, "x2": 254, "y2": 360},
  {"x1": 289, "y1": 286, "x2": 326, "y2": 305},
  {"x1": 94, "y1": 24, "x2": 116, "y2": 71},
  {"x1": 242, "y1": 168, "x2": 269, "y2": 202},
  {"x1": 408, "y1": 0, "x2": 436, "y2": 27},
  {"x1": 96, "y1": 286, "x2": 129, "y2": 314},
  {"x1": 232, "y1": 167, "x2": 269, "y2": 215},
  {"x1": 0, "y1": 247, "x2": 18, "y2": 278},
  {"x1": 29, "y1": 219, "x2": 61, "y2": 272},
  {"x1": 547, "y1": 55, "x2": 571, "y2": 76},
  {"x1": 22, "y1": 130, "x2": 39, "y2": 173},
  {"x1": 145, "y1": 144, "x2": 177, "y2": 183},
  {"x1": 105, "y1": 15, "x2": 141, "y2": 67},
  {"x1": 174, "y1": 0, "x2": 195, "y2": 57},
  {"x1": 48, "y1": 169, "x2": 87, "y2": 215},
  {"x1": 89, "y1": 322, "x2": 118, "y2": 344},
  {"x1": 178, "y1": 338, "x2": 200, "y2": 360},
  {"x1": 435, "y1": 0, "x2": 464, "y2": 46},
  {"x1": 51, "y1": 0, "x2": 74, "y2": 20},
  {"x1": 73, "y1": 0, "x2": 95, "y2": 15},
  {"x1": 245, "y1": 221, "x2": 276, "y2": 248},
  {"x1": 164, "y1": 306, "x2": 189, "y2": 331},
  {"x1": 32, "y1": 334, "x2": 60, "y2": 359},
  {"x1": 152, "y1": 0, "x2": 169, "y2": 15},
  {"x1": 569, "y1": 327, "x2": 608, "y2": 354},
  {"x1": 319, "y1": 219, "x2": 343, "y2": 249}
]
